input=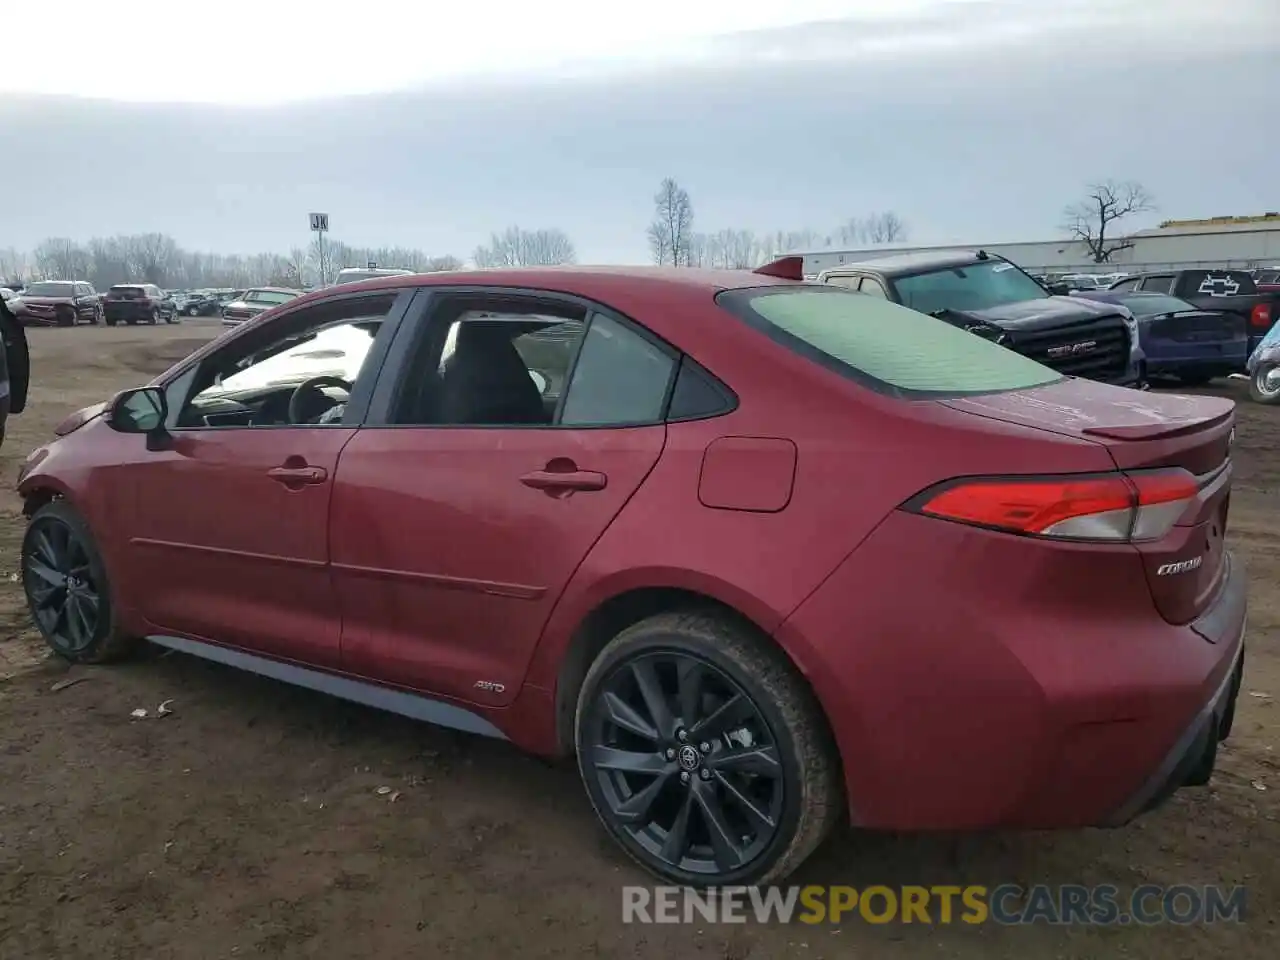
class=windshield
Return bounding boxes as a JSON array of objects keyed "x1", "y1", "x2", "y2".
[
  {"x1": 1118, "y1": 294, "x2": 1197, "y2": 317},
  {"x1": 893, "y1": 260, "x2": 1049, "y2": 314},
  {"x1": 244, "y1": 290, "x2": 297, "y2": 305},
  {"x1": 717, "y1": 286, "x2": 1061, "y2": 398},
  {"x1": 23, "y1": 281, "x2": 77, "y2": 297}
]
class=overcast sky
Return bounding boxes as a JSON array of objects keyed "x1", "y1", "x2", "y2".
[{"x1": 1, "y1": 0, "x2": 1276, "y2": 263}]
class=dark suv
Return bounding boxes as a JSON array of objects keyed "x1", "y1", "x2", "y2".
[
  {"x1": 816, "y1": 251, "x2": 1144, "y2": 386},
  {"x1": 103, "y1": 284, "x2": 178, "y2": 326}
]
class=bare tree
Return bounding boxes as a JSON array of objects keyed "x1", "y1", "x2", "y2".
[
  {"x1": 473, "y1": 226, "x2": 577, "y2": 267},
  {"x1": 860, "y1": 212, "x2": 908, "y2": 244},
  {"x1": 649, "y1": 178, "x2": 694, "y2": 266},
  {"x1": 33, "y1": 237, "x2": 89, "y2": 280},
  {"x1": 1062, "y1": 180, "x2": 1155, "y2": 263},
  {"x1": 422, "y1": 255, "x2": 464, "y2": 272}
]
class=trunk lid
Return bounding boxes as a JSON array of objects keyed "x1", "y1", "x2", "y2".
[{"x1": 943, "y1": 377, "x2": 1235, "y2": 627}]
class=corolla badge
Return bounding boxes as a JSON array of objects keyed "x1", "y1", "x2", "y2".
[
  {"x1": 1156, "y1": 556, "x2": 1203, "y2": 576},
  {"x1": 1046, "y1": 340, "x2": 1097, "y2": 358}
]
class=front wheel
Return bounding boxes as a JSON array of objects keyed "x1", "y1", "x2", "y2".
[
  {"x1": 22, "y1": 500, "x2": 138, "y2": 663},
  {"x1": 575, "y1": 611, "x2": 842, "y2": 887},
  {"x1": 186, "y1": 305, "x2": 199, "y2": 316},
  {"x1": 1249, "y1": 363, "x2": 1280, "y2": 404}
]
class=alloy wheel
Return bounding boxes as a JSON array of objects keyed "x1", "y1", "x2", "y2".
[
  {"x1": 1257, "y1": 364, "x2": 1280, "y2": 400},
  {"x1": 583, "y1": 651, "x2": 785, "y2": 878},
  {"x1": 23, "y1": 516, "x2": 102, "y2": 653}
]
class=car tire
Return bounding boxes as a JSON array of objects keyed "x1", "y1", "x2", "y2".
[
  {"x1": 150, "y1": 308, "x2": 160, "y2": 325},
  {"x1": 1249, "y1": 363, "x2": 1280, "y2": 404},
  {"x1": 56, "y1": 309, "x2": 75, "y2": 327},
  {"x1": 186, "y1": 305, "x2": 198, "y2": 316},
  {"x1": 93, "y1": 306, "x2": 103, "y2": 325},
  {"x1": 22, "y1": 500, "x2": 138, "y2": 664},
  {"x1": 575, "y1": 610, "x2": 843, "y2": 887},
  {"x1": 105, "y1": 317, "x2": 118, "y2": 326}
]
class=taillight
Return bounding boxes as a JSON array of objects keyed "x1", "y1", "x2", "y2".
[
  {"x1": 907, "y1": 469, "x2": 1198, "y2": 542},
  {"x1": 1251, "y1": 303, "x2": 1271, "y2": 329}
]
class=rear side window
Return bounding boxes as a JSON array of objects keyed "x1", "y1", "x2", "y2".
[{"x1": 717, "y1": 287, "x2": 1062, "y2": 398}]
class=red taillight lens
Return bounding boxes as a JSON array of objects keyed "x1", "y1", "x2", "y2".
[
  {"x1": 909, "y1": 469, "x2": 1198, "y2": 542},
  {"x1": 1251, "y1": 303, "x2": 1271, "y2": 329}
]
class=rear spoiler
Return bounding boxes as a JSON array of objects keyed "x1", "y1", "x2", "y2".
[{"x1": 753, "y1": 256, "x2": 806, "y2": 281}]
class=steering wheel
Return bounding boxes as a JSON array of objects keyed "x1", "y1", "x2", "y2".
[{"x1": 287, "y1": 375, "x2": 352, "y2": 424}]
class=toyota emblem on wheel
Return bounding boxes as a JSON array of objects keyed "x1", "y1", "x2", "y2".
[{"x1": 677, "y1": 744, "x2": 701, "y2": 772}]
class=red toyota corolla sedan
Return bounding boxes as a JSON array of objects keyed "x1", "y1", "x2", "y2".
[{"x1": 16, "y1": 261, "x2": 1245, "y2": 887}]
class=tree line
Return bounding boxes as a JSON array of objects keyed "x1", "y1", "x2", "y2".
[
  {"x1": 0, "y1": 176, "x2": 1157, "y2": 289},
  {"x1": 645, "y1": 177, "x2": 908, "y2": 268},
  {"x1": 0, "y1": 226, "x2": 582, "y2": 291}
]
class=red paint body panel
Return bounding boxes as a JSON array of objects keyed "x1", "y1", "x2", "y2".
[
  {"x1": 328, "y1": 425, "x2": 666, "y2": 706},
  {"x1": 16, "y1": 266, "x2": 1247, "y2": 834}
]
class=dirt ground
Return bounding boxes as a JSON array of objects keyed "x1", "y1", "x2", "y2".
[{"x1": 0, "y1": 321, "x2": 1276, "y2": 959}]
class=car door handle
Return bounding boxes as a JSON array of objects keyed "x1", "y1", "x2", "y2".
[
  {"x1": 520, "y1": 466, "x2": 607, "y2": 495},
  {"x1": 267, "y1": 465, "x2": 328, "y2": 484}
]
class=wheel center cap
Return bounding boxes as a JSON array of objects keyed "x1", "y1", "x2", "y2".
[{"x1": 677, "y1": 744, "x2": 701, "y2": 772}]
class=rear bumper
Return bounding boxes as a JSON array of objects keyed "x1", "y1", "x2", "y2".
[
  {"x1": 778, "y1": 510, "x2": 1249, "y2": 832},
  {"x1": 104, "y1": 304, "x2": 156, "y2": 320}
]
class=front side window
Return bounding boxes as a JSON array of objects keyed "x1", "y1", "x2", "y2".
[
  {"x1": 174, "y1": 293, "x2": 397, "y2": 428},
  {"x1": 892, "y1": 260, "x2": 1048, "y2": 314},
  {"x1": 718, "y1": 286, "x2": 1062, "y2": 398}
]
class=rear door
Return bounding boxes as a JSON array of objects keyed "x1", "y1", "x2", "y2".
[{"x1": 329, "y1": 289, "x2": 677, "y2": 706}]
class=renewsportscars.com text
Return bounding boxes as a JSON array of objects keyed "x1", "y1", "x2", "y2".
[{"x1": 622, "y1": 884, "x2": 1247, "y2": 926}]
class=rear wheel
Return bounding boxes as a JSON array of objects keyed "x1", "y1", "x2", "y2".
[
  {"x1": 575, "y1": 611, "x2": 842, "y2": 887},
  {"x1": 1249, "y1": 363, "x2": 1280, "y2": 404},
  {"x1": 22, "y1": 500, "x2": 138, "y2": 663}
]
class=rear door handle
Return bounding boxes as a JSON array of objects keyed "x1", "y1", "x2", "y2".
[
  {"x1": 267, "y1": 465, "x2": 328, "y2": 484},
  {"x1": 520, "y1": 468, "x2": 607, "y2": 495}
]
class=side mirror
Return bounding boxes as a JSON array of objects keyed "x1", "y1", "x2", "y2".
[{"x1": 107, "y1": 386, "x2": 170, "y2": 448}]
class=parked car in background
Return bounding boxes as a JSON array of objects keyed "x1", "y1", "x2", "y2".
[
  {"x1": 14, "y1": 280, "x2": 102, "y2": 326},
  {"x1": 1246, "y1": 313, "x2": 1280, "y2": 404},
  {"x1": 814, "y1": 251, "x2": 1144, "y2": 386},
  {"x1": 16, "y1": 263, "x2": 1244, "y2": 887},
  {"x1": 1073, "y1": 290, "x2": 1247, "y2": 386},
  {"x1": 1254, "y1": 268, "x2": 1280, "y2": 293},
  {"x1": 333, "y1": 266, "x2": 414, "y2": 285},
  {"x1": 178, "y1": 291, "x2": 223, "y2": 316},
  {"x1": 103, "y1": 284, "x2": 178, "y2": 326},
  {"x1": 1108, "y1": 270, "x2": 1278, "y2": 357},
  {"x1": 221, "y1": 287, "x2": 302, "y2": 326}
]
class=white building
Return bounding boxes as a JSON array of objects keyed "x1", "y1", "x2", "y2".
[{"x1": 798, "y1": 214, "x2": 1280, "y2": 277}]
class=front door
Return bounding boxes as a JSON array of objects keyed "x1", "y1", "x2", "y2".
[
  {"x1": 330, "y1": 292, "x2": 678, "y2": 706},
  {"x1": 119, "y1": 290, "x2": 408, "y2": 667}
]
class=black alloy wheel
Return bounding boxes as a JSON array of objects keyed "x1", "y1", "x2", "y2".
[
  {"x1": 21, "y1": 501, "x2": 135, "y2": 663},
  {"x1": 23, "y1": 512, "x2": 103, "y2": 656},
  {"x1": 577, "y1": 612, "x2": 841, "y2": 886}
]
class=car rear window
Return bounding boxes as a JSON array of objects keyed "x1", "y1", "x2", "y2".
[
  {"x1": 1182, "y1": 271, "x2": 1256, "y2": 297},
  {"x1": 717, "y1": 286, "x2": 1062, "y2": 398}
]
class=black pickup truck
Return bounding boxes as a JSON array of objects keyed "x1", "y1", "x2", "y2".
[
  {"x1": 1108, "y1": 269, "x2": 1278, "y2": 357},
  {"x1": 815, "y1": 250, "x2": 1143, "y2": 386}
]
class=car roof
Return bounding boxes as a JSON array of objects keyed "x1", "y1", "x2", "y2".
[
  {"x1": 246, "y1": 286, "x2": 302, "y2": 294},
  {"x1": 296, "y1": 265, "x2": 796, "y2": 303},
  {"x1": 820, "y1": 250, "x2": 988, "y2": 276}
]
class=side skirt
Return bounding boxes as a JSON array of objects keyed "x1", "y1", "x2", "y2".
[{"x1": 146, "y1": 634, "x2": 508, "y2": 740}]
